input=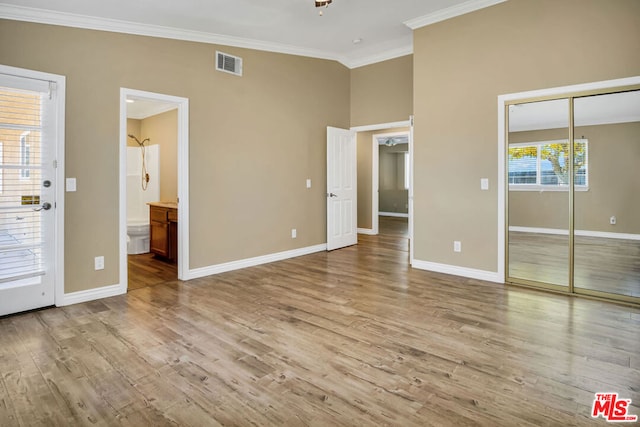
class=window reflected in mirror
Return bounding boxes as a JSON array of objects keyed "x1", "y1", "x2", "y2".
[{"x1": 507, "y1": 98, "x2": 570, "y2": 287}]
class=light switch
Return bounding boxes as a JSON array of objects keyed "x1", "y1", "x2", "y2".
[
  {"x1": 480, "y1": 178, "x2": 489, "y2": 190},
  {"x1": 66, "y1": 178, "x2": 77, "y2": 192},
  {"x1": 306, "y1": 179, "x2": 311, "y2": 189}
]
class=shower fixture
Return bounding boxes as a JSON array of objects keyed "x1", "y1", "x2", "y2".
[{"x1": 128, "y1": 134, "x2": 151, "y2": 191}]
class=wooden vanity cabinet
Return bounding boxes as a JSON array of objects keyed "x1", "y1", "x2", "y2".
[{"x1": 149, "y1": 204, "x2": 178, "y2": 262}]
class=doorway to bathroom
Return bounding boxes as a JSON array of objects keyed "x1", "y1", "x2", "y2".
[{"x1": 119, "y1": 89, "x2": 189, "y2": 291}]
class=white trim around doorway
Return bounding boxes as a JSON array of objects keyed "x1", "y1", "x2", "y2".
[
  {"x1": 119, "y1": 88, "x2": 189, "y2": 294},
  {"x1": 351, "y1": 119, "x2": 413, "y2": 264}
]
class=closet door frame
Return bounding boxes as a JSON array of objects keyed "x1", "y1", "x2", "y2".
[{"x1": 498, "y1": 77, "x2": 640, "y2": 305}]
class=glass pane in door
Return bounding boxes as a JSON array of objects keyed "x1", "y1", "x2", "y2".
[
  {"x1": 573, "y1": 90, "x2": 640, "y2": 299},
  {"x1": 507, "y1": 98, "x2": 570, "y2": 287},
  {"x1": 0, "y1": 87, "x2": 44, "y2": 283}
]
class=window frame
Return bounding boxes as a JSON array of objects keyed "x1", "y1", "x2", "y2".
[{"x1": 508, "y1": 138, "x2": 589, "y2": 192}]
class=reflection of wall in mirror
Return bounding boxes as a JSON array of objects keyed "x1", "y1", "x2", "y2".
[{"x1": 508, "y1": 121, "x2": 640, "y2": 235}]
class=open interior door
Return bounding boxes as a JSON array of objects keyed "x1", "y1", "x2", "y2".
[{"x1": 326, "y1": 126, "x2": 357, "y2": 251}]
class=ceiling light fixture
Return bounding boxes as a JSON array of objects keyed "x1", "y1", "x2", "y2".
[
  {"x1": 385, "y1": 138, "x2": 399, "y2": 146},
  {"x1": 315, "y1": 0, "x2": 332, "y2": 16}
]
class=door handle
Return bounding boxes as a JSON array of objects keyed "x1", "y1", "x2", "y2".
[
  {"x1": 33, "y1": 202, "x2": 52, "y2": 212},
  {"x1": 327, "y1": 193, "x2": 338, "y2": 198}
]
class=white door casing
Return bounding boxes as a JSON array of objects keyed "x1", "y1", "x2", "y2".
[
  {"x1": 119, "y1": 88, "x2": 189, "y2": 289},
  {"x1": 0, "y1": 68, "x2": 64, "y2": 316},
  {"x1": 326, "y1": 126, "x2": 357, "y2": 251},
  {"x1": 408, "y1": 115, "x2": 414, "y2": 265}
]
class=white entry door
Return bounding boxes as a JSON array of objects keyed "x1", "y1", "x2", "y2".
[
  {"x1": 326, "y1": 126, "x2": 357, "y2": 251},
  {"x1": 0, "y1": 72, "x2": 59, "y2": 316}
]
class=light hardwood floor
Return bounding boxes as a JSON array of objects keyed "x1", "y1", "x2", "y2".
[{"x1": 1, "y1": 220, "x2": 639, "y2": 426}]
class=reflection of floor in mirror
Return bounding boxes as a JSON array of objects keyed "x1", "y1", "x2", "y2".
[{"x1": 509, "y1": 232, "x2": 640, "y2": 298}]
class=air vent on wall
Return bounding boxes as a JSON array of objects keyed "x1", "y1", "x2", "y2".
[{"x1": 216, "y1": 51, "x2": 243, "y2": 76}]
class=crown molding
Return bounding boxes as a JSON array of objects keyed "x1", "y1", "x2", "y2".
[
  {"x1": 404, "y1": 0, "x2": 508, "y2": 30},
  {"x1": 5, "y1": 2, "x2": 514, "y2": 69},
  {"x1": 0, "y1": 4, "x2": 340, "y2": 63},
  {"x1": 345, "y1": 45, "x2": 413, "y2": 69}
]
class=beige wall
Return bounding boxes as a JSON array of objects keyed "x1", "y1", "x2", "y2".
[
  {"x1": 356, "y1": 127, "x2": 409, "y2": 229},
  {"x1": 126, "y1": 119, "x2": 141, "y2": 145},
  {"x1": 379, "y1": 144, "x2": 408, "y2": 214},
  {"x1": 509, "y1": 122, "x2": 640, "y2": 234},
  {"x1": 0, "y1": 19, "x2": 350, "y2": 293},
  {"x1": 350, "y1": 55, "x2": 413, "y2": 127},
  {"x1": 141, "y1": 109, "x2": 178, "y2": 202},
  {"x1": 413, "y1": 0, "x2": 640, "y2": 271}
]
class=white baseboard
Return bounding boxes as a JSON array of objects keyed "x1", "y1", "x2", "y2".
[
  {"x1": 357, "y1": 228, "x2": 376, "y2": 235},
  {"x1": 379, "y1": 212, "x2": 409, "y2": 218},
  {"x1": 58, "y1": 283, "x2": 125, "y2": 307},
  {"x1": 184, "y1": 243, "x2": 327, "y2": 280},
  {"x1": 412, "y1": 259, "x2": 503, "y2": 283},
  {"x1": 509, "y1": 226, "x2": 640, "y2": 241}
]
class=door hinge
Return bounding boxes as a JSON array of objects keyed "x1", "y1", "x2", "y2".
[{"x1": 53, "y1": 160, "x2": 58, "y2": 168}]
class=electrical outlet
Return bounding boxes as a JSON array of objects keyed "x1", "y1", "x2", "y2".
[
  {"x1": 453, "y1": 241, "x2": 462, "y2": 253},
  {"x1": 291, "y1": 229, "x2": 297, "y2": 239},
  {"x1": 306, "y1": 179, "x2": 311, "y2": 188},
  {"x1": 94, "y1": 256, "x2": 104, "y2": 270},
  {"x1": 610, "y1": 216, "x2": 616, "y2": 225}
]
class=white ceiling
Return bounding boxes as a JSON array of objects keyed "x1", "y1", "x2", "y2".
[
  {"x1": 126, "y1": 98, "x2": 177, "y2": 120},
  {"x1": 0, "y1": 0, "x2": 506, "y2": 68}
]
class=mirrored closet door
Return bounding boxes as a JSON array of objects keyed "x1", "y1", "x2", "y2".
[
  {"x1": 507, "y1": 98, "x2": 571, "y2": 290},
  {"x1": 573, "y1": 89, "x2": 640, "y2": 300},
  {"x1": 506, "y1": 85, "x2": 640, "y2": 304}
]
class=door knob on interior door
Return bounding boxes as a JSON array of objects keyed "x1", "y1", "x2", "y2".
[
  {"x1": 33, "y1": 202, "x2": 52, "y2": 211},
  {"x1": 327, "y1": 193, "x2": 338, "y2": 198}
]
